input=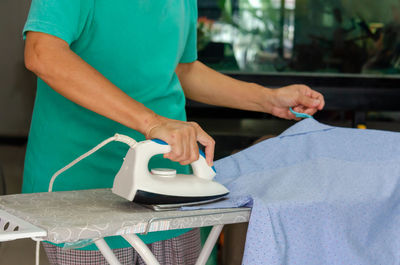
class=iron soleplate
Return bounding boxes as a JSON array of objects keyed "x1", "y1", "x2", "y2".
[{"x1": 133, "y1": 189, "x2": 229, "y2": 205}]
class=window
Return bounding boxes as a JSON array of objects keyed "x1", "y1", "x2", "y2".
[{"x1": 198, "y1": 0, "x2": 400, "y2": 76}]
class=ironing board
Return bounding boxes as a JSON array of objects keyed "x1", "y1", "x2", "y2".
[{"x1": 0, "y1": 189, "x2": 250, "y2": 265}]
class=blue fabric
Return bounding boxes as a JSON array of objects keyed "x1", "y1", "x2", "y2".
[{"x1": 185, "y1": 119, "x2": 400, "y2": 264}]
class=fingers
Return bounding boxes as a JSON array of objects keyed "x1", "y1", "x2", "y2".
[
  {"x1": 163, "y1": 124, "x2": 197, "y2": 165},
  {"x1": 191, "y1": 122, "x2": 215, "y2": 166},
  {"x1": 309, "y1": 89, "x2": 325, "y2": 110},
  {"x1": 297, "y1": 92, "x2": 321, "y2": 109},
  {"x1": 283, "y1": 108, "x2": 300, "y2": 120},
  {"x1": 289, "y1": 86, "x2": 325, "y2": 119},
  {"x1": 177, "y1": 126, "x2": 200, "y2": 165},
  {"x1": 292, "y1": 105, "x2": 312, "y2": 115},
  {"x1": 298, "y1": 90, "x2": 325, "y2": 115},
  {"x1": 293, "y1": 104, "x2": 318, "y2": 117},
  {"x1": 148, "y1": 118, "x2": 214, "y2": 166}
]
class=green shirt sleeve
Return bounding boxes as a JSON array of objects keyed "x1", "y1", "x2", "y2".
[
  {"x1": 179, "y1": 1, "x2": 198, "y2": 63},
  {"x1": 23, "y1": 0, "x2": 93, "y2": 45}
]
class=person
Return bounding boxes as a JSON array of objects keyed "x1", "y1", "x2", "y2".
[{"x1": 22, "y1": 0, "x2": 325, "y2": 264}]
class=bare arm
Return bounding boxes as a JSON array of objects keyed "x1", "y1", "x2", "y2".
[
  {"x1": 25, "y1": 32, "x2": 215, "y2": 165},
  {"x1": 176, "y1": 61, "x2": 325, "y2": 119},
  {"x1": 25, "y1": 32, "x2": 157, "y2": 134}
]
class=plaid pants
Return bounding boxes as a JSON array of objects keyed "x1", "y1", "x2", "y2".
[{"x1": 43, "y1": 228, "x2": 201, "y2": 265}]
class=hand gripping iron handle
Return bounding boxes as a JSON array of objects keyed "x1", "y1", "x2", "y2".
[{"x1": 149, "y1": 139, "x2": 216, "y2": 180}]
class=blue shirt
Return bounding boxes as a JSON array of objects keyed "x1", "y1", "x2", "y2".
[{"x1": 189, "y1": 118, "x2": 400, "y2": 264}]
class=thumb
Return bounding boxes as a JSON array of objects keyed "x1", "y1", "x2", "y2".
[
  {"x1": 298, "y1": 94, "x2": 320, "y2": 108},
  {"x1": 193, "y1": 125, "x2": 215, "y2": 166}
]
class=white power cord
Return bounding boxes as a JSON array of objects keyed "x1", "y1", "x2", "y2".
[
  {"x1": 48, "y1": 134, "x2": 137, "y2": 192},
  {"x1": 28, "y1": 134, "x2": 136, "y2": 265}
]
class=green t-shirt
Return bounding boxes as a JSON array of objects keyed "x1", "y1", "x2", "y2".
[{"x1": 23, "y1": 0, "x2": 198, "y2": 250}]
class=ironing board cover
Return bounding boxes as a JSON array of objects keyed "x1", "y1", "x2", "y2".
[{"x1": 0, "y1": 189, "x2": 249, "y2": 244}]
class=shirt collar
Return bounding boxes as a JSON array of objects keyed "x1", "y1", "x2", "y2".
[{"x1": 279, "y1": 118, "x2": 334, "y2": 138}]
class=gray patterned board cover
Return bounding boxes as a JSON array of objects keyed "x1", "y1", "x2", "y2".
[{"x1": 0, "y1": 189, "x2": 250, "y2": 243}]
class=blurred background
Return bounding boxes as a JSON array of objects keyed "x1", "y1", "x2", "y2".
[
  {"x1": 198, "y1": 0, "x2": 400, "y2": 74},
  {"x1": 193, "y1": 0, "x2": 400, "y2": 133},
  {"x1": 1, "y1": 0, "x2": 400, "y2": 264}
]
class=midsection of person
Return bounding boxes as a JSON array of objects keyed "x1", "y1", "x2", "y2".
[{"x1": 23, "y1": 0, "x2": 197, "y2": 249}]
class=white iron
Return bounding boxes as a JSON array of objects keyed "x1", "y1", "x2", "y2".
[{"x1": 112, "y1": 139, "x2": 229, "y2": 205}]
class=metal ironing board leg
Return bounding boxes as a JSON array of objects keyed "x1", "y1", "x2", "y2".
[
  {"x1": 95, "y1": 224, "x2": 224, "y2": 265},
  {"x1": 123, "y1": 225, "x2": 224, "y2": 265},
  {"x1": 123, "y1": 224, "x2": 224, "y2": 265},
  {"x1": 94, "y1": 238, "x2": 122, "y2": 265},
  {"x1": 195, "y1": 224, "x2": 224, "y2": 265},
  {"x1": 123, "y1": 234, "x2": 161, "y2": 265}
]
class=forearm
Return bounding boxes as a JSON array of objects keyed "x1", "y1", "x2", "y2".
[
  {"x1": 25, "y1": 32, "x2": 157, "y2": 134},
  {"x1": 176, "y1": 61, "x2": 274, "y2": 113}
]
